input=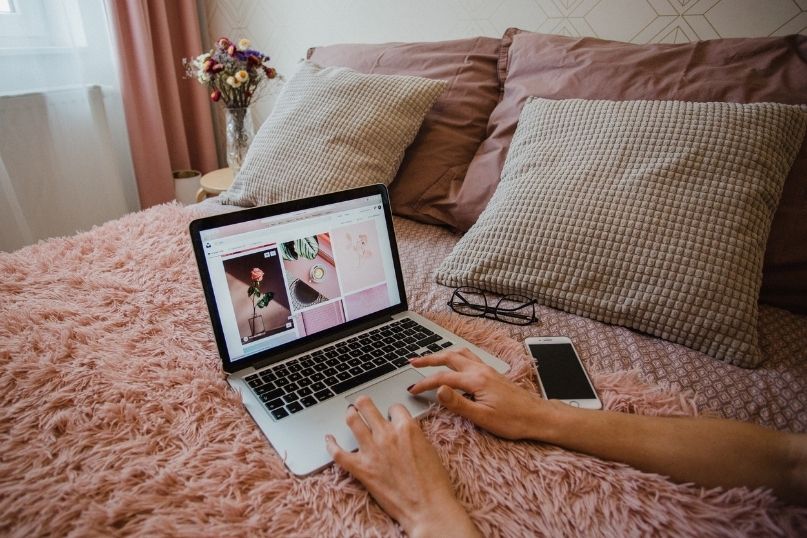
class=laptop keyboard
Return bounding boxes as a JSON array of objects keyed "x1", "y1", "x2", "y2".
[{"x1": 243, "y1": 318, "x2": 453, "y2": 420}]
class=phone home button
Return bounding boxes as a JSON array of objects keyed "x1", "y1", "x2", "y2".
[{"x1": 569, "y1": 401, "x2": 580, "y2": 408}]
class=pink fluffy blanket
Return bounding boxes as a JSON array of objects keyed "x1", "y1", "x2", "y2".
[{"x1": 1, "y1": 204, "x2": 805, "y2": 536}]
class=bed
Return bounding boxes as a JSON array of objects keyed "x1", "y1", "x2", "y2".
[{"x1": 2, "y1": 29, "x2": 807, "y2": 536}]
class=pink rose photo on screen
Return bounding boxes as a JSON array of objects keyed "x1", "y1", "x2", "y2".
[
  {"x1": 222, "y1": 247, "x2": 293, "y2": 343},
  {"x1": 332, "y1": 221, "x2": 385, "y2": 294},
  {"x1": 343, "y1": 283, "x2": 390, "y2": 321}
]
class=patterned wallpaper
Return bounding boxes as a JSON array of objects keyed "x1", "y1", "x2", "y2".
[{"x1": 202, "y1": 0, "x2": 807, "y2": 123}]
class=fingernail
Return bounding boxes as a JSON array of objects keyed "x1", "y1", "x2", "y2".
[
  {"x1": 406, "y1": 384, "x2": 415, "y2": 393},
  {"x1": 325, "y1": 434, "x2": 334, "y2": 442},
  {"x1": 408, "y1": 357, "x2": 417, "y2": 362}
]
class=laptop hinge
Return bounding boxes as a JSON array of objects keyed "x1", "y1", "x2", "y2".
[{"x1": 250, "y1": 314, "x2": 395, "y2": 371}]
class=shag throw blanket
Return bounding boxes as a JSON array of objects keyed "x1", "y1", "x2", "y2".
[{"x1": 1, "y1": 204, "x2": 805, "y2": 536}]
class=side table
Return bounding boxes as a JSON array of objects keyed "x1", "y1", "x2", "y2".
[{"x1": 195, "y1": 168, "x2": 234, "y2": 202}]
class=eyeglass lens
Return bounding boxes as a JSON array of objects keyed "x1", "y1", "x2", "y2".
[
  {"x1": 450, "y1": 287, "x2": 487, "y2": 317},
  {"x1": 495, "y1": 294, "x2": 536, "y2": 325}
]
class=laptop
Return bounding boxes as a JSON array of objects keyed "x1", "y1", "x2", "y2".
[{"x1": 189, "y1": 184, "x2": 508, "y2": 476}]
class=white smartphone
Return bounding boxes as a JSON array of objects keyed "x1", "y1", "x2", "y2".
[{"x1": 524, "y1": 336, "x2": 602, "y2": 409}]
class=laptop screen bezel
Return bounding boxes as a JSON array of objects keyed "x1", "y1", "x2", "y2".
[{"x1": 189, "y1": 184, "x2": 409, "y2": 374}]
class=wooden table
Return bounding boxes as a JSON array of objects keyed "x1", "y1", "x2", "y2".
[{"x1": 195, "y1": 168, "x2": 234, "y2": 202}]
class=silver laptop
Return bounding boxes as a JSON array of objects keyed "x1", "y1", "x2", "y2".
[{"x1": 190, "y1": 184, "x2": 508, "y2": 476}]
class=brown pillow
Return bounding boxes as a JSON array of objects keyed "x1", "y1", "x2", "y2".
[
  {"x1": 307, "y1": 37, "x2": 501, "y2": 226},
  {"x1": 453, "y1": 30, "x2": 807, "y2": 313}
]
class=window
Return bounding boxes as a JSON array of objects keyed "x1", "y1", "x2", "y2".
[
  {"x1": 0, "y1": 0, "x2": 113, "y2": 95},
  {"x1": 0, "y1": 0, "x2": 87, "y2": 49}
]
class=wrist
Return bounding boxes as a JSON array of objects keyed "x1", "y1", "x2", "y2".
[
  {"x1": 404, "y1": 496, "x2": 479, "y2": 538},
  {"x1": 524, "y1": 399, "x2": 575, "y2": 444}
]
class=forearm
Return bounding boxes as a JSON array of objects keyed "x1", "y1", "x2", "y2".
[{"x1": 531, "y1": 402, "x2": 807, "y2": 505}]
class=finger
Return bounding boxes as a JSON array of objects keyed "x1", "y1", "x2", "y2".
[
  {"x1": 455, "y1": 347, "x2": 484, "y2": 363},
  {"x1": 436, "y1": 385, "x2": 485, "y2": 423},
  {"x1": 388, "y1": 403, "x2": 413, "y2": 424},
  {"x1": 409, "y1": 349, "x2": 474, "y2": 371},
  {"x1": 325, "y1": 434, "x2": 358, "y2": 472},
  {"x1": 345, "y1": 405, "x2": 373, "y2": 446},
  {"x1": 408, "y1": 370, "x2": 476, "y2": 395},
  {"x1": 353, "y1": 395, "x2": 388, "y2": 432}
]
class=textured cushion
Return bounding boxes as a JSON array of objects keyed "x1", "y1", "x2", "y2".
[
  {"x1": 436, "y1": 98, "x2": 806, "y2": 368},
  {"x1": 452, "y1": 30, "x2": 807, "y2": 314},
  {"x1": 307, "y1": 37, "x2": 501, "y2": 225},
  {"x1": 217, "y1": 61, "x2": 446, "y2": 206}
]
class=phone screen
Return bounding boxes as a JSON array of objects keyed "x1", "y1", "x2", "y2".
[{"x1": 528, "y1": 343, "x2": 596, "y2": 400}]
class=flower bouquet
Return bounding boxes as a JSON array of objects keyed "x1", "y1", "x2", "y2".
[{"x1": 184, "y1": 37, "x2": 278, "y2": 171}]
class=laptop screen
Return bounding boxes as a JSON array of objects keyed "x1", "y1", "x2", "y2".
[{"x1": 193, "y1": 187, "x2": 405, "y2": 369}]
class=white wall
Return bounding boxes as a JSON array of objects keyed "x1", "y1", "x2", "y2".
[{"x1": 203, "y1": 0, "x2": 807, "y2": 125}]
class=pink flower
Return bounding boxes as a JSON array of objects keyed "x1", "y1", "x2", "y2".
[
  {"x1": 250, "y1": 268, "x2": 264, "y2": 282},
  {"x1": 216, "y1": 37, "x2": 230, "y2": 48},
  {"x1": 211, "y1": 63, "x2": 224, "y2": 74},
  {"x1": 227, "y1": 44, "x2": 236, "y2": 57},
  {"x1": 210, "y1": 90, "x2": 221, "y2": 102}
]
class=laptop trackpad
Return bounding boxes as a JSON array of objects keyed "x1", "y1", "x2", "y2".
[{"x1": 345, "y1": 368, "x2": 432, "y2": 418}]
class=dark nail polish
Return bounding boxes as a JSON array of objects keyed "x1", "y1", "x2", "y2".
[{"x1": 406, "y1": 384, "x2": 415, "y2": 392}]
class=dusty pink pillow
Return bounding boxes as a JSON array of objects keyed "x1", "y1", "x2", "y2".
[
  {"x1": 453, "y1": 29, "x2": 807, "y2": 313},
  {"x1": 307, "y1": 37, "x2": 501, "y2": 226}
]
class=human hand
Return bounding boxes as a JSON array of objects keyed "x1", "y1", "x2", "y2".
[
  {"x1": 408, "y1": 348, "x2": 554, "y2": 441},
  {"x1": 325, "y1": 396, "x2": 479, "y2": 538}
]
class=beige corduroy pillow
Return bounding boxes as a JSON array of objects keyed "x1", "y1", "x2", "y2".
[
  {"x1": 217, "y1": 61, "x2": 446, "y2": 206},
  {"x1": 436, "y1": 98, "x2": 806, "y2": 367}
]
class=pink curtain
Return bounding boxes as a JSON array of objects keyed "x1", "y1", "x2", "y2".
[{"x1": 107, "y1": 0, "x2": 218, "y2": 208}]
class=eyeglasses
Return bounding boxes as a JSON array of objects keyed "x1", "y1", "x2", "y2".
[{"x1": 447, "y1": 286, "x2": 539, "y2": 326}]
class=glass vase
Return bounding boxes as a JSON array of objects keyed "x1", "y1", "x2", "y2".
[
  {"x1": 225, "y1": 107, "x2": 254, "y2": 173},
  {"x1": 248, "y1": 313, "x2": 265, "y2": 337}
]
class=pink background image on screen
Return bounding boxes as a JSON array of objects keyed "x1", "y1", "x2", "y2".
[
  {"x1": 344, "y1": 283, "x2": 390, "y2": 321},
  {"x1": 295, "y1": 300, "x2": 347, "y2": 336},
  {"x1": 332, "y1": 220, "x2": 385, "y2": 294}
]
